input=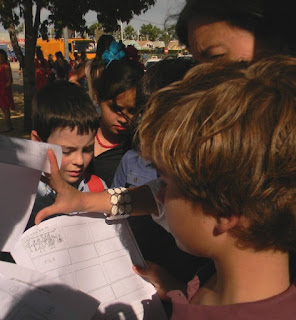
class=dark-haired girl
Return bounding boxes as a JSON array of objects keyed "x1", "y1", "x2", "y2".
[{"x1": 89, "y1": 59, "x2": 144, "y2": 186}]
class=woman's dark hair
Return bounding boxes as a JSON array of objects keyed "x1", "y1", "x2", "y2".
[
  {"x1": 176, "y1": 0, "x2": 266, "y2": 48},
  {"x1": 132, "y1": 57, "x2": 196, "y2": 147},
  {"x1": 90, "y1": 34, "x2": 115, "y2": 81},
  {"x1": 96, "y1": 34, "x2": 115, "y2": 58},
  {"x1": 93, "y1": 59, "x2": 144, "y2": 102},
  {"x1": 0, "y1": 49, "x2": 8, "y2": 61}
]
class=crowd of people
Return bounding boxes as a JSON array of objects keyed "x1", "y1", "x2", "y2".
[{"x1": 1, "y1": 0, "x2": 296, "y2": 318}]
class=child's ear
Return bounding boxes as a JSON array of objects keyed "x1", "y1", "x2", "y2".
[
  {"x1": 214, "y1": 215, "x2": 239, "y2": 235},
  {"x1": 31, "y1": 130, "x2": 42, "y2": 142}
]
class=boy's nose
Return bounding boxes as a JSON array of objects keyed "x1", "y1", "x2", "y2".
[{"x1": 73, "y1": 153, "x2": 84, "y2": 166}]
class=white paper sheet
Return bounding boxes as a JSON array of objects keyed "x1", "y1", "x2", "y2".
[
  {"x1": 0, "y1": 136, "x2": 62, "y2": 251},
  {"x1": 0, "y1": 261, "x2": 98, "y2": 319},
  {"x1": 11, "y1": 214, "x2": 168, "y2": 320}
]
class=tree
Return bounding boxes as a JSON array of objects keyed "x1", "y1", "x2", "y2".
[
  {"x1": 159, "y1": 24, "x2": 176, "y2": 45},
  {"x1": 124, "y1": 25, "x2": 136, "y2": 40},
  {"x1": 140, "y1": 23, "x2": 161, "y2": 41},
  {"x1": 0, "y1": 0, "x2": 156, "y2": 131},
  {"x1": 88, "y1": 22, "x2": 103, "y2": 38}
]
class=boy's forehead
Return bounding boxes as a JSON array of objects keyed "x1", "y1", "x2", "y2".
[{"x1": 48, "y1": 126, "x2": 95, "y2": 143}]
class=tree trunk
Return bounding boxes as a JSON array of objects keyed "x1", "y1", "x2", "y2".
[
  {"x1": 23, "y1": 0, "x2": 39, "y2": 131},
  {"x1": 8, "y1": 26, "x2": 24, "y2": 69}
]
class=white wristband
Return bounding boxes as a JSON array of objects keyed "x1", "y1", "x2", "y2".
[{"x1": 104, "y1": 187, "x2": 132, "y2": 220}]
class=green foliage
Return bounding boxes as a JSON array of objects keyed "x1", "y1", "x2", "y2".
[
  {"x1": 88, "y1": 22, "x2": 103, "y2": 37},
  {"x1": 88, "y1": 0, "x2": 156, "y2": 32},
  {"x1": 140, "y1": 23, "x2": 161, "y2": 41},
  {"x1": 15, "y1": 23, "x2": 24, "y2": 34},
  {"x1": 124, "y1": 25, "x2": 136, "y2": 40},
  {"x1": 0, "y1": 0, "x2": 20, "y2": 29},
  {"x1": 159, "y1": 24, "x2": 176, "y2": 44},
  {"x1": 1, "y1": 0, "x2": 156, "y2": 37}
]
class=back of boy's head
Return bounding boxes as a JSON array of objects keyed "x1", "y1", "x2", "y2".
[
  {"x1": 139, "y1": 55, "x2": 296, "y2": 252},
  {"x1": 32, "y1": 81, "x2": 100, "y2": 142},
  {"x1": 136, "y1": 57, "x2": 197, "y2": 111},
  {"x1": 132, "y1": 57, "x2": 196, "y2": 147}
]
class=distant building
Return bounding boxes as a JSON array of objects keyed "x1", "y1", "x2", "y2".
[
  {"x1": 137, "y1": 40, "x2": 155, "y2": 50},
  {"x1": 153, "y1": 40, "x2": 165, "y2": 48},
  {"x1": 123, "y1": 40, "x2": 142, "y2": 50},
  {"x1": 168, "y1": 40, "x2": 185, "y2": 51},
  {"x1": 0, "y1": 32, "x2": 25, "y2": 48}
]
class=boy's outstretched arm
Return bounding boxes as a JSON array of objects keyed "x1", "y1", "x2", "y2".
[{"x1": 35, "y1": 149, "x2": 159, "y2": 224}]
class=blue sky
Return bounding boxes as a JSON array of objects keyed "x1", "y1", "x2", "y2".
[{"x1": 0, "y1": 0, "x2": 186, "y2": 32}]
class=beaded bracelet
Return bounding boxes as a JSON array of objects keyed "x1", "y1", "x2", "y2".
[{"x1": 104, "y1": 187, "x2": 132, "y2": 220}]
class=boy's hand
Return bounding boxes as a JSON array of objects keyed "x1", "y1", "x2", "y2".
[
  {"x1": 132, "y1": 261, "x2": 186, "y2": 301},
  {"x1": 35, "y1": 149, "x2": 85, "y2": 224}
]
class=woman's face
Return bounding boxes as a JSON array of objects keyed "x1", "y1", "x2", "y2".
[
  {"x1": 99, "y1": 87, "x2": 137, "y2": 136},
  {"x1": 188, "y1": 18, "x2": 256, "y2": 62}
]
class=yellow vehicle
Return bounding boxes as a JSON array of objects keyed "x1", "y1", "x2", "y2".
[{"x1": 36, "y1": 38, "x2": 96, "y2": 60}]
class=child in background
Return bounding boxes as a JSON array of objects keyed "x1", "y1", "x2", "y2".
[
  {"x1": 54, "y1": 51, "x2": 71, "y2": 80},
  {"x1": 27, "y1": 81, "x2": 106, "y2": 229},
  {"x1": 36, "y1": 56, "x2": 296, "y2": 318},
  {"x1": 89, "y1": 55, "x2": 144, "y2": 187}
]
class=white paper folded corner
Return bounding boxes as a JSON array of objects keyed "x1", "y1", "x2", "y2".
[{"x1": 0, "y1": 136, "x2": 62, "y2": 252}]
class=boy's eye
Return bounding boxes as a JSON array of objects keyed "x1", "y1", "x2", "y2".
[{"x1": 62, "y1": 149, "x2": 72, "y2": 155}]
